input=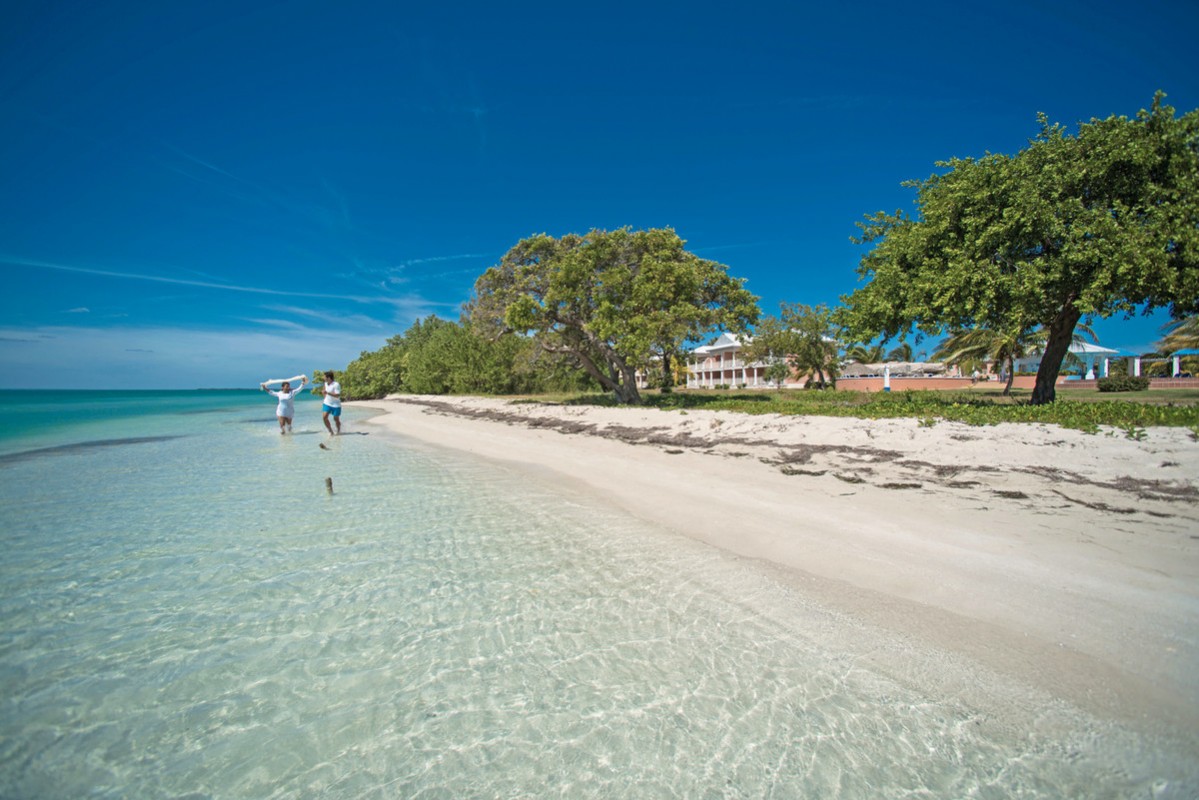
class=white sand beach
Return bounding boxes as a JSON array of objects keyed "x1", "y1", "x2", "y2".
[{"x1": 354, "y1": 395, "x2": 1199, "y2": 742}]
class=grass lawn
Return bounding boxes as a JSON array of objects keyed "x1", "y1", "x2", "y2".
[{"x1": 1053, "y1": 385, "x2": 1199, "y2": 405}]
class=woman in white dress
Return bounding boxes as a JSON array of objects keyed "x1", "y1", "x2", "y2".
[{"x1": 260, "y1": 376, "x2": 308, "y2": 434}]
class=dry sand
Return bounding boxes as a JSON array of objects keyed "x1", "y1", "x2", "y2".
[{"x1": 353, "y1": 395, "x2": 1199, "y2": 741}]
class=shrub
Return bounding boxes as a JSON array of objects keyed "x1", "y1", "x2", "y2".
[{"x1": 1097, "y1": 376, "x2": 1151, "y2": 393}]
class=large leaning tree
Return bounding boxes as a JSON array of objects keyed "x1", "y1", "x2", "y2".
[
  {"x1": 839, "y1": 92, "x2": 1199, "y2": 404},
  {"x1": 467, "y1": 227, "x2": 760, "y2": 404}
]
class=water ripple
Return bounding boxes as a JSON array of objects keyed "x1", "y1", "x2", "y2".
[{"x1": 1, "y1": 408, "x2": 1195, "y2": 797}]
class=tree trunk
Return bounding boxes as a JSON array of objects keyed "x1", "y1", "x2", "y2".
[
  {"x1": 565, "y1": 346, "x2": 623, "y2": 399},
  {"x1": 1031, "y1": 305, "x2": 1083, "y2": 405},
  {"x1": 574, "y1": 329, "x2": 642, "y2": 405},
  {"x1": 1003, "y1": 356, "x2": 1015, "y2": 396},
  {"x1": 617, "y1": 361, "x2": 642, "y2": 404}
]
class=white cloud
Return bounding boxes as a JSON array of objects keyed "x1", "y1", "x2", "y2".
[
  {"x1": 65, "y1": 307, "x2": 90, "y2": 313},
  {"x1": 244, "y1": 318, "x2": 309, "y2": 331},
  {"x1": 3, "y1": 255, "x2": 412, "y2": 307}
]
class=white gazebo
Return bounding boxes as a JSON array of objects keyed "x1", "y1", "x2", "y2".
[
  {"x1": 1130, "y1": 348, "x2": 1199, "y2": 377},
  {"x1": 1012, "y1": 342, "x2": 1120, "y2": 379}
]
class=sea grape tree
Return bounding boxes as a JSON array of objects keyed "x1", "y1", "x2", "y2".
[
  {"x1": 468, "y1": 227, "x2": 759, "y2": 404},
  {"x1": 840, "y1": 93, "x2": 1199, "y2": 404}
]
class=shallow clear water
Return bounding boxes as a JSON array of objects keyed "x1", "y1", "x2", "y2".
[{"x1": 1, "y1": 391, "x2": 1194, "y2": 798}]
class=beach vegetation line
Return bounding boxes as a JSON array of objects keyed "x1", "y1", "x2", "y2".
[{"x1": 566, "y1": 388, "x2": 1199, "y2": 436}]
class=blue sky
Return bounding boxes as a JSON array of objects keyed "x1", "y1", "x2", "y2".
[{"x1": 2, "y1": 0, "x2": 1197, "y2": 389}]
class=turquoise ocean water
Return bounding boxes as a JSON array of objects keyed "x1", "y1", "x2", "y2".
[{"x1": 1, "y1": 390, "x2": 1195, "y2": 798}]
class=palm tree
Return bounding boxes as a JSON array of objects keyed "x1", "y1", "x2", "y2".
[
  {"x1": 885, "y1": 342, "x2": 914, "y2": 362},
  {"x1": 1159, "y1": 316, "x2": 1199, "y2": 353},
  {"x1": 843, "y1": 342, "x2": 885, "y2": 364},
  {"x1": 933, "y1": 324, "x2": 1096, "y2": 395}
]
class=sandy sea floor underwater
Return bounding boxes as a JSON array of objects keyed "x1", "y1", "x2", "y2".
[
  {"x1": 0, "y1": 389, "x2": 1196, "y2": 797},
  {"x1": 355, "y1": 394, "x2": 1199, "y2": 795}
]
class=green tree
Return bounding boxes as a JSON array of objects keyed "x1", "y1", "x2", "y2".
[
  {"x1": 762, "y1": 360, "x2": 792, "y2": 389},
  {"x1": 742, "y1": 303, "x2": 841, "y2": 389},
  {"x1": 407, "y1": 322, "x2": 551, "y2": 395},
  {"x1": 339, "y1": 314, "x2": 604, "y2": 399},
  {"x1": 336, "y1": 338, "x2": 406, "y2": 399},
  {"x1": 468, "y1": 228, "x2": 759, "y2": 404},
  {"x1": 840, "y1": 93, "x2": 1199, "y2": 405},
  {"x1": 404, "y1": 323, "x2": 470, "y2": 394},
  {"x1": 338, "y1": 316, "x2": 455, "y2": 398}
]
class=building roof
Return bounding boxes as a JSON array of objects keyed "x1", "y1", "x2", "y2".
[
  {"x1": 1067, "y1": 342, "x2": 1120, "y2": 355},
  {"x1": 841, "y1": 361, "x2": 947, "y2": 377},
  {"x1": 1012, "y1": 342, "x2": 1121, "y2": 364},
  {"x1": 692, "y1": 332, "x2": 745, "y2": 355},
  {"x1": 692, "y1": 331, "x2": 837, "y2": 356}
]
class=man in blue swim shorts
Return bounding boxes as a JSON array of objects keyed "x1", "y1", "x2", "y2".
[{"x1": 319, "y1": 370, "x2": 342, "y2": 435}]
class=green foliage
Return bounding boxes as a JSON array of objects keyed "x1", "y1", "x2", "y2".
[
  {"x1": 843, "y1": 342, "x2": 886, "y2": 364},
  {"x1": 763, "y1": 361, "x2": 791, "y2": 388},
  {"x1": 1138, "y1": 353, "x2": 1173, "y2": 377},
  {"x1": 467, "y1": 228, "x2": 759, "y2": 404},
  {"x1": 1159, "y1": 315, "x2": 1199, "y2": 353},
  {"x1": 1097, "y1": 376, "x2": 1151, "y2": 392},
  {"x1": 742, "y1": 303, "x2": 840, "y2": 388},
  {"x1": 840, "y1": 93, "x2": 1199, "y2": 405},
  {"x1": 335, "y1": 344, "x2": 404, "y2": 400},
  {"x1": 885, "y1": 342, "x2": 914, "y2": 362},
  {"x1": 339, "y1": 315, "x2": 599, "y2": 399},
  {"x1": 406, "y1": 323, "x2": 496, "y2": 394},
  {"x1": 585, "y1": 388, "x2": 1199, "y2": 434},
  {"x1": 338, "y1": 317, "x2": 451, "y2": 399},
  {"x1": 1124, "y1": 425, "x2": 1148, "y2": 441}
]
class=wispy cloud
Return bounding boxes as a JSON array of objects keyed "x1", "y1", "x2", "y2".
[
  {"x1": 64, "y1": 306, "x2": 90, "y2": 313},
  {"x1": 370, "y1": 252, "x2": 491, "y2": 287},
  {"x1": 4, "y1": 255, "x2": 401, "y2": 306},
  {"x1": 156, "y1": 148, "x2": 370, "y2": 284},
  {"x1": 402, "y1": 253, "x2": 489, "y2": 268},
  {"x1": 261, "y1": 305, "x2": 389, "y2": 331},
  {"x1": 244, "y1": 318, "x2": 309, "y2": 331},
  {"x1": 166, "y1": 147, "x2": 240, "y2": 179},
  {"x1": 162, "y1": 146, "x2": 357, "y2": 238}
]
